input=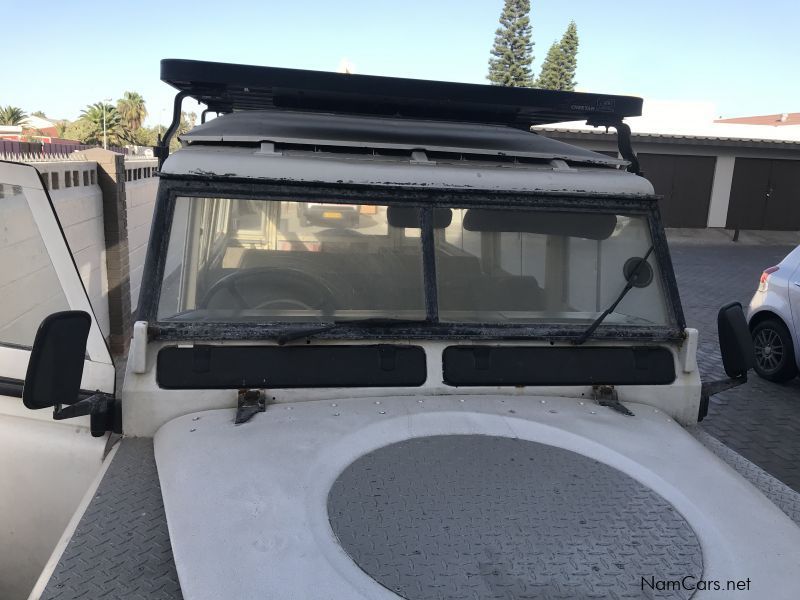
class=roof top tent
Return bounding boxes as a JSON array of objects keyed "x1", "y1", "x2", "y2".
[{"x1": 7, "y1": 60, "x2": 800, "y2": 600}]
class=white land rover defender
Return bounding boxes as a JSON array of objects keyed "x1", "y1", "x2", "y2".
[{"x1": 2, "y1": 60, "x2": 799, "y2": 600}]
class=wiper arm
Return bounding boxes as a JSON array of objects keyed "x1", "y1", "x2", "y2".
[
  {"x1": 573, "y1": 245, "x2": 655, "y2": 345},
  {"x1": 276, "y1": 318, "x2": 429, "y2": 345}
]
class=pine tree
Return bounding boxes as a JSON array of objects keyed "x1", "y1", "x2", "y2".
[
  {"x1": 536, "y1": 21, "x2": 579, "y2": 91},
  {"x1": 487, "y1": 0, "x2": 534, "y2": 87},
  {"x1": 535, "y1": 41, "x2": 564, "y2": 90}
]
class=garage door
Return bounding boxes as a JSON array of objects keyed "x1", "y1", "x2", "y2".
[
  {"x1": 726, "y1": 158, "x2": 800, "y2": 230},
  {"x1": 638, "y1": 154, "x2": 716, "y2": 228}
]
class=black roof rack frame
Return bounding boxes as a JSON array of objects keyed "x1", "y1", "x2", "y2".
[{"x1": 156, "y1": 59, "x2": 643, "y2": 173}]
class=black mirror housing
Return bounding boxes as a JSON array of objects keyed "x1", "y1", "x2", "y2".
[
  {"x1": 718, "y1": 302, "x2": 755, "y2": 378},
  {"x1": 23, "y1": 311, "x2": 91, "y2": 410},
  {"x1": 698, "y1": 302, "x2": 756, "y2": 422}
]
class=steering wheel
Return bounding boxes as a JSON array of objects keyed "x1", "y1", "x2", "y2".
[{"x1": 198, "y1": 267, "x2": 337, "y2": 315}]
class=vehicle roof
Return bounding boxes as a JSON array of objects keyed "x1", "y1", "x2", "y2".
[
  {"x1": 180, "y1": 110, "x2": 626, "y2": 167},
  {"x1": 161, "y1": 143, "x2": 653, "y2": 196}
]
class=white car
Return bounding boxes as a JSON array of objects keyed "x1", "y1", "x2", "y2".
[{"x1": 747, "y1": 245, "x2": 800, "y2": 381}]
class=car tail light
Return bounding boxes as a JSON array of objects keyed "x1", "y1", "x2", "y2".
[{"x1": 758, "y1": 266, "x2": 779, "y2": 291}]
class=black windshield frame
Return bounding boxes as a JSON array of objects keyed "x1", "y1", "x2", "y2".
[{"x1": 138, "y1": 176, "x2": 685, "y2": 342}]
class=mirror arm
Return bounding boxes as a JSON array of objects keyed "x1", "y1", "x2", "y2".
[
  {"x1": 53, "y1": 393, "x2": 117, "y2": 437},
  {"x1": 698, "y1": 374, "x2": 747, "y2": 422}
]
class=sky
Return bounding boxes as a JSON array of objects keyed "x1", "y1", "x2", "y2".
[{"x1": 3, "y1": 0, "x2": 799, "y2": 127}]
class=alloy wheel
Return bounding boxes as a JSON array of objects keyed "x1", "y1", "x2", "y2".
[{"x1": 754, "y1": 327, "x2": 784, "y2": 373}]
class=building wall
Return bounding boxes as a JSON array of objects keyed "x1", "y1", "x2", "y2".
[
  {"x1": 1, "y1": 154, "x2": 160, "y2": 350},
  {"x1": 34, "y1": 161, "x2": 111, "y2": 337},
  {"x1": 538, "y1": 130, "x2": 800, "y2": 229},
  {"x1": 0, "y1": 186, "x2": 72, "y2": 348},
  {"x1": 123, "y1": 160, "x2": 158, "y2": 313}
]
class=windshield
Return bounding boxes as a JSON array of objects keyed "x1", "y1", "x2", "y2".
[
  {"x1": 436, "y1": 208, "x2": 667, "y2": 325},
  {"x1": 158, "y1": 198, "x2": 426, "y2": 321},
  {"x1": 156, "y1": 196, "x2": 670, "y2": 329}
]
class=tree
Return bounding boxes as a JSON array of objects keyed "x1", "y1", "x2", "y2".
[
  {"x1": 536, "y1": 21, "x2": 579, "y2": 91},
  {"x1": 117, "y1": 91, "x2": 147, "y2": 132},
  {"x1": 31, "y1": 110, "x2": 47, "y2": 118},
  {"x1": 61, "y1": 119, "x2": 96, "y2": 144},
  {"x1": 78, "y1": 102, "x2": 124, "y2": 146},
  {"x1": 170, "y1": 111, "x2": 197, "y2": 151},
  {"x1": 133, "y1": 126, "x2": 160, "y2": 147},
  {"x1": 0, "y1": 105, "x2": 28, "y2": 125},
  {"x1": 487, "y1": 0, "x2": 534, "y2": 87},
  {"x1": 54, "y1": 120, "x2": 69, "y2": 138},
  {"x1": 120, "y1": 111, "x2": 197, "y2": 150}
]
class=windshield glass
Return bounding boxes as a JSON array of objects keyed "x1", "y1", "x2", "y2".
[
  {"x1": 437, "y1": 208, "x2": 667, "y2": 325},
  {"x1": 158, "y1": 197, "x2": 426, "y2": 321},
  {"x1": 157, "y1": 197, "x2": 670, "y2": 328}
]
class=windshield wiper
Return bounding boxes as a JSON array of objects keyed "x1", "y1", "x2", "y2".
[
  {"x1": 572, "y1": 245, "x2": 655, "y2": 345},
  {"x1": 276, "y1": 318, "x2": 429, "y2": 345}
]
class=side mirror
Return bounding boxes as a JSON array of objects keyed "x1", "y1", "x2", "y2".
[
  {"x1": 23, "y1": 311, "x2": 116, "y2": 437},
  {"x1": 23, "y1": 311, "x2": 91, "y2": 410},
  {"x1": 698, "y1": 302, "x2": 755, "y2": 421},
  {"x1": 718, "y1": 301, "x2": 755, "y2": 378}
]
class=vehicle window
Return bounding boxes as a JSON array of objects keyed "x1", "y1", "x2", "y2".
[
  {"x1": 437, "y1": 208, "x2": 668, "y2": 325},
  {"x1": 158, "y1": 197, "x2": 427, "y2": 321},
  {"x1": 0, "y1": 182, "x2": 71, "y2": 348}
]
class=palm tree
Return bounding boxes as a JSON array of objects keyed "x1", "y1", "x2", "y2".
[
  {"x1": 80, "y1": 102, "x2": 123, "y2": 146},
  {"x1": 0, "y1": 106, "x2": 28, "y2": 126},
  {"x1": 117, "y1": 91, "x2": 147, "y2": 132}
]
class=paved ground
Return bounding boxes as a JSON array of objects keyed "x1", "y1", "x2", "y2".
[{"x1": 669, "y1": 241, "x2": 800, "y2": 493}]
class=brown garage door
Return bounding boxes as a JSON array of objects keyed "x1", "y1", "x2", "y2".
[
  {"x1": 727, "y1": 158, "x2": 800, "y2": 230},
  {"x1": 638, "y1": 154, "x2": 716, "y2": 227}
]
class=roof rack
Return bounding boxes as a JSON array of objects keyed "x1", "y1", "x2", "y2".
[{"x1": 156, "y1": 59, "x2": 644, "y2": 172}]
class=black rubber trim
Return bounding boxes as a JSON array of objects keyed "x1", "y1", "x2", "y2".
[
  {"x1": 442, "y1": 346, "x2": 676, "y2": 386},
  {"x1": 157, "y1": 344, "x2": 427, "y2": 389}
]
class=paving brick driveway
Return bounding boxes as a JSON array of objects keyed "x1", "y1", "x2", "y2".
[{"x1": 669, "y1": 241, "x2": 800, "y2": 492}]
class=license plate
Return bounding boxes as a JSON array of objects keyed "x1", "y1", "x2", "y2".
[{"x1": 323, "y1": 211, "x2": 343, "y2": 219}]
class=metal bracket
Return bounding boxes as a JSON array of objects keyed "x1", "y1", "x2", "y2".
[
  {"x1": 585, "y1": 117, "x2": 640, "y2": 175},
  {"x1": 235, "y1": 389, "x2": 268, "y2": 424},
  {"x1": 155, "y1": 90, "x2": 189, "y2": 169},
  {"x1": 698, "y1": 375, "x2": 747, "y2": 421},
  {"x1": 53, "y1": 393, "x2": 118, "y2": 437},
  {"x1": 592, "y1": 385, "x2": 634, "y2": 417}
]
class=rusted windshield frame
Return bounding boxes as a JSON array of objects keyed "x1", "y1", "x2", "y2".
[{"x1": 138, "y1": 176, "x2": 685, "y2": 342}]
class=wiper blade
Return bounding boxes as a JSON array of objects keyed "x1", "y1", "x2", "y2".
[
  {"x1": 276, "y1": 318, "x2": 429, "y2": 345},
  {"x1": 572, "y1": 245, "x2": 655, "y2": 345}
]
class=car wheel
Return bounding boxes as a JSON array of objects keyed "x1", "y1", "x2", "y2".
[{"x1": 752, "y1": 319, "x2": 798, "y2": 382}]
